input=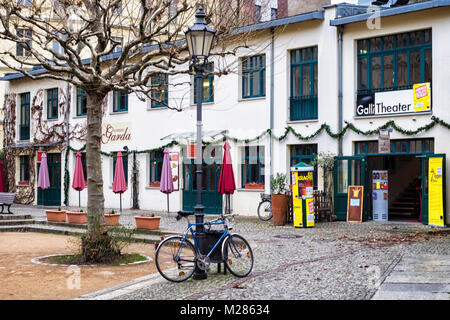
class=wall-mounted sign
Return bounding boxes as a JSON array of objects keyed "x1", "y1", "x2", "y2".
[
  {"x1": 347, "y1": 185, "x2": 364, "y2": 223},
  {"x1": 187, "y1": 143, "x2": 196, "y2": 159},
  {"x1": 356, "y1": 83, "x2": 431, "y2": 117},
  {"x1": 170, "y1": 152, "x2": 179, "y2": 191},
  {"x1": 378, "y1": 129, "x2": 390, "y2": 153},
  {"x1": 428, "y1": 157, "x2": 445, "y2": 227},
  {"x1": 101, "y1": 122, "x2": 132, "y2": 145}
]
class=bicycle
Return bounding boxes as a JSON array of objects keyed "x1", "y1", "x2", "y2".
[
  {"x1": 154, "y1": 210, "x2": 254, "y2": 282},
  {"x1": 257, "y1": 193, "x2": 272, "y2": 221}
]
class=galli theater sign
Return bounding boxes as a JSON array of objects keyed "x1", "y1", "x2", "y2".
[
  {"x1": 356, "y1": 83, "x2": 431, "y2": 117},
  {"x1": 101, "y1": 122, "x2": 132, "y2": 145}
]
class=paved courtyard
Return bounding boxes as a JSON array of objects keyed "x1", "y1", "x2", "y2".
[{"x1": 3, "y1": 205, "x2": 450, "y2": 300}]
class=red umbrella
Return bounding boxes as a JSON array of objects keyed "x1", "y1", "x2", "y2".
[
  {"x1": 113, "y1": 151, "x2": 127, "y2": 213},
  {"x1": 218, "y1": 141, "x2": 236, "y2": 215},
  {"x1": 72, "y1": 152, "x2": 86, "y2": 207},
  {"x1": 0, "y1": 160, "x2": 5, "y2": 192}
]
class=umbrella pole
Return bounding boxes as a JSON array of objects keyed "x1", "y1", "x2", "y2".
[
  {"x1": 167, "y1": 194, "x2": 170, "y2": 217},
  {"x1": 78, "y1": 191, "x2": 81, "y2": 208},
  {"x1": 120, "y1": 193, "x2": 122, "y2": 214}
]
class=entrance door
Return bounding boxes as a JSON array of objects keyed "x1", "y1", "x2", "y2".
[
  {"x1": 37, "y1": 153, "x2": 61, "y2": 206},
  {"x1": 183, "y1": 159, "x2": 223, "y2": 215},
  {"x1": 334, "y1": 156, "x2": 368, "y2": 221},
  {"x1": 421, "y1": 154, "x2": 446, "y2": 226}
]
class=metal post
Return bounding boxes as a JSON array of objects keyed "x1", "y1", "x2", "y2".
[{"x1": 193, "y1": 62, "x2": 207, "y2": 280}]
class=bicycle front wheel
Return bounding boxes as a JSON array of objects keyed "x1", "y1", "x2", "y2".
[
  {"x1": 155, "y1": 236, "x2": 197, "y2": 282},
  {"x1": 257, "y1": 199, "x2": 272, "y2": 221},
  {"x1": 222, "y1": 234, "x2": 254, "y2": 278}
]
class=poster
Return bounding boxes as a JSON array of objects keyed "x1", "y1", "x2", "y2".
[
  {"x1": 347, "y1": 185, "x2": 364, "y2": 223},
  {"x1": 378, "y1": 129, "x2": 390, "y2": 153},
  {"x1": 170, "y1": 152, "x2": 179, "y2": 191},
  {"x1": 428, "y1": 157, "x2": 444, "y2": 227}
]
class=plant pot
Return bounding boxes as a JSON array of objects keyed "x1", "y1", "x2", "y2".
[
  {"x1": 66, "y1": 211, "x2": 88, "y2": 224},
  {"x1": 149, "y1": 182, "x2": 160, "y2": 188},
  {"x1": 271, "y1": 194, "x2": 288, "y2": 226},
  {"x1": 134, "y1": 215, "x2": 161, "y2": 230},
  {"x1": 104, "y1": 213, "x2": 120, "y2": 226},
  {"x1": 45, "y1": 210, "x2": 67, "y2": 222},
  {"x1": 244, "y1": 183, "x2": 264, "y2": 190}
]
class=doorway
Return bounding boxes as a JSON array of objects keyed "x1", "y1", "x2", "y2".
[{"x1": 37, "y1": 153, "x2": 61, "y2": 206}]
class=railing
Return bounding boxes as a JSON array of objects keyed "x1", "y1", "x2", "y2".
[{"x1": 289, "y1": 95, "x2": 318, "y2": 121}]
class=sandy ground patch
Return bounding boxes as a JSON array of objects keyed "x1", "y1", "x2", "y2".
[{"x1": 0, "y1": 232, "x2": 159, "y2": 300}]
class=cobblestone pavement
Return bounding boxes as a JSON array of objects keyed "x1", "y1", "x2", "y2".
[{"x1": 10, "y1": 205, "x2": 450, "y2": 300}]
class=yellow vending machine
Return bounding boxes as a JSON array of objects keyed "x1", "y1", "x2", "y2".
[{"x1": 291, "y1": 162, "x2": 315, "y2": 228}]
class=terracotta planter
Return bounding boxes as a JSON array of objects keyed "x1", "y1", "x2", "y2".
[
  {"x1": 149, "y1": 182, "x2": 160, "y2": 188},
  {"x1": 104, "y1": 213, "x2": 120, "y2": 226},
  {"x1": 244, "y1": 183, "x2": 264, "y2": 190},
  {"x1": 66, "y1": 211, "x2": 88, "y2": 224},
  {"x1": 134, "y1": 215, "x2": 161, "y2": 230},
  {"x1": 271, "y1": 194, "x2": 288, "y2": 226},
  {"x1": 46, "y1": 210, "x2": 67, "y2": 222}
]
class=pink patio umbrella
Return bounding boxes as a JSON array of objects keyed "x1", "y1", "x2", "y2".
[
  {"x1": 0, "y1": 160, "x2": 5, "y2": 192},
  {"x1": 72, "y1": 152, "x2": 86, "y2": 208},
  {"x1": 218, "y1": 141, "x2": 236, "y2": 215},
  {"x1": 38, "y1": 153, "x2": 51, "y2": 205},
  {"x1": 160, "y1": 148, "x2": 174, "y2": 216},
  {"x1": 113, "y1": 151, "x2": 127, "y2": 214}
]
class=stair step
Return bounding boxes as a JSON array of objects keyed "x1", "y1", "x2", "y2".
[
  {"x1": 0, "y1": 219, "x2": 36, "y2": 226},
  {"x1": 0, "y1": 214, "x2": 33, "y2": 220},
  {"x1": 391, "y1": 202, "x2": 418, "y2": 207},
  {"x1": 389, "y1": 207, "x2": 416, "y2": 213}
]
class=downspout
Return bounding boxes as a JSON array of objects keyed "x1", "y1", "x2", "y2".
[
  {"x1": 338, "y1": 26, "x2": 344, "y2": 156},
  {"x1": 65, "y1": 81, "x2": 70, "y2": 206},
  {"x1": 269, "y1": 27, "x2": 275, "y2": 193}
]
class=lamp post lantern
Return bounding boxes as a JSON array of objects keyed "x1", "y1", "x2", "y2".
[{"x1": 185, "y1": 5, "x2": 216, "y2": 280}]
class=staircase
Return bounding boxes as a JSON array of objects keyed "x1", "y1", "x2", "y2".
[{"x1": 388, "y1": 178, "x2": 421, "y2": 220}]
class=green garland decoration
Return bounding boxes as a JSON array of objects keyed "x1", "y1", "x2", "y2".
[{"x1": 62, "y1": 118, "x2": 445, "y2": 205}]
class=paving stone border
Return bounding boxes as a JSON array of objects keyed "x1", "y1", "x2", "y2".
[{"x1": 31, "y1": 253, "x2": 153, "y2": 267}]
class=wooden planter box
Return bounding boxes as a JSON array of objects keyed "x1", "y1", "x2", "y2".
[
  {"x1": 46, "y1": 210, "x2": 67, "y2": 223},
  {"x1": 104, "y1": 213, "x2": 120, "y2": 226},
  {"x1": 244, "y1": 183, "x2": 264, "y2": 190},
  {"x1": 149, "y1": 182, "x2": 160, "y2": 188},
  {"x1": 66, "y1": 211, "x2": 88, "y2": 224},
  {"x1": 134, "y1": 215, "x2": 161, "y2": 230}
]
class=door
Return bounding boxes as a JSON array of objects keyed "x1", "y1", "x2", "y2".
[
  {"x1": 334, "y1": 156, "x2": 368, "y2": 221},
  {"x1": 422, "y1": 154, "x2": 446, "y2": 226},
  {"x1": 37, "y1": 153, "x2": 61, "y2": 206},
  {"x1": 183, "y1": 158, "x2": 223, "y2": 215}
]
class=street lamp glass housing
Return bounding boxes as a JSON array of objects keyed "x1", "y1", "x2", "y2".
[{"x1": 185, "y1": 6, "x2": 216, "y2": 63}]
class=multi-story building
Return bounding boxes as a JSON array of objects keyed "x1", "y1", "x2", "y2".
[{"x1": 1, "y1": 0, "x2": 449, "y2": 227}]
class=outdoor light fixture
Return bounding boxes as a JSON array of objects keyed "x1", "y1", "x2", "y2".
[{"x1": 185, "y1": 5, "x2": 215, "y2": 281}]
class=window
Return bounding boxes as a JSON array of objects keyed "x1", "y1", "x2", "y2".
[
  {"x1": 271, "y1": 8, "x2": 277, "y2": 20},
  {"x1": 241, "y1": 146, "x2": 265, "y2": 188},
  {"x1": 19, "y1": 155, "x2": 30, "y2": 183},
  {"x1": 357, "y1": 29, "x2": 432, "y2": 94},
  {"x1": 113, "y1": 152, "x2": 128, "y2": 183},
  {"x1": 47, "y1": 88, "x2": 59, "y2": 120},
  {"x1": 113, "y1": 90, "x2": 128, "y2": 112},
  {"x1": 169, "y1": 0, "x2": 178, "y2": 23},
  {"x1": 149, "y1": 150, "x2": 164, "y2": 186},
  {"x1": 113, "y1": 1, "x2": 122, "y2": 15},
  {"x1": 150, "y1": 73, "x2": 168, "y2": 108},
  {"x1": 16, "y1": 29, "x2": 32, "y2": 58},
  {"x1": 18, "y1": 0, "x2": 32, "y2": 6},
  {"x1": 354, "y1": 138, "x2": 434, "y2": 155},
  {"x1": 254, "y1": 5, "x2": 262, "y2": 22},
  {"x1": 111, "y1": 37, "x2": 122, "y2": 53},
  {"x1": 76, "y1": 87, "x2": 87, "y2": 116},
  {"x1": 290, "y1": 46, "x2": 318, "y2": 121},
  {"x1": 290, "y1": 144, "x2": 318, "y2": 189},
  {"x1": 194, "y1": 62, "x2": 214, "y2": 103},
  {"x1": 242, "y1": 55, "x2": 266, "y2": 99},
  {"x1": 19, "y1": 92, "x2": 30, "y2": 141}
]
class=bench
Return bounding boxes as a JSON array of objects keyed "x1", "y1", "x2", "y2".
[
  {"x1": 0, "y1": 193, "x2": 16, "y2": 214},
  {"x1": 313, "y1": 191, "x2": 332, "y2": 222}
]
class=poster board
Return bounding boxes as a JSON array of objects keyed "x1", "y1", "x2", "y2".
[
  {"x1": 347, "y1": 185, "x2": 364, "y2": 223},
  {"x1": 428, "y1": 157, "x2": 444, "y2": 227},
  {"x1": 169, "y1": 152, "x2": 180, "y2": 191}
]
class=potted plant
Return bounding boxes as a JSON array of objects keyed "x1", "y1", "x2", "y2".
[
  {"x1": 45, "y1": 207, "x2": 67, "y2": 222},
  {"x1": 134, "y1": 213, "x2": 161, "y2": 230},
  {"x1": 66, "y1": 209, "x2": 88, "y2": 224},
  {"x1": 104, "y1": 209, "x2": 120, "y2": 226},
  {"x1": 270, "y1": 173, "x2": 289, "y2": 226},
  {"x1": 149, "y1": 181, "x2": 160, "y2": 188}
]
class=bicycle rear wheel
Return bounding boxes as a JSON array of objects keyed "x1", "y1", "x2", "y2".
[
  {"x1": 257, "y1": 199, "x2": 272, "y2": 221},
  {"x1": 155, "y1": 236, "x2": 197, "y2": 282},
  {"x1": 222, "y1": 234, "x2": 254, "y2": 278}
]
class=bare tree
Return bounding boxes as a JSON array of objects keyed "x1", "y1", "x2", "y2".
[{"x1": 0, "y1": 0, "x2": 253, "y2": 261}]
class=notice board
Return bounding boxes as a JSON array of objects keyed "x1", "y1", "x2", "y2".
[
  {"x1": 347, "y1": 185, "x2": 364, "y2": 223},
  {"x1": 428, "y1": 157, "x2": 444, "y2": 227}
]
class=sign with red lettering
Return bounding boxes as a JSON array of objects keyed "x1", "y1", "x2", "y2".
[{"x1": 101, "y1": 123, "x2": 132, "y2": 145}]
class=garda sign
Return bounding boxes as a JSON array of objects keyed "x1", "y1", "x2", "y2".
[
  {"x1": 101, "y1": 122, "x2": 132, "y2": 145},
  {"x1": 356, "y1": 83, "x2": 431, "y2": 117}
]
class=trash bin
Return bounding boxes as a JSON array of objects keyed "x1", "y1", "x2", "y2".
[
  {"x1": 291, "y1": 162, "x2": 315, "y2": 228},
  {"x1": 195, "y1": 230, "x2": 225, "y2": 263}
]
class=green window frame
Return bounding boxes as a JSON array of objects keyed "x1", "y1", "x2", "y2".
[
  {"x1": 354, "y1": 138, "x2": 434, "y2": 155},
  {"x1": 47, "y1": 88, "x2": 59, "y2": 120},
  {"x1": 76, "y1": 87, "x2": 87, "y2": 116},
  {"x1": 241, "y1": 146, "x2": 265, "y2": 188},
  {"x1": 194, "y1": 62, "x2": 214, "y2": 104},
  {"x1": 113, "y1": 152, "x2": 128, "y2": 183},
  {"x1": 290, "y1": 46, "x2": 318, "y2": 121},
  {"x1": 19, "y1": 155, "x2": 30, "y2": 182},
  {"x1": 290, "y1": 144, "x2": 318, "y2": 189},
  {"x1": 20, "y1": 92, "x2": 30, "y2": 141},
  {"x1": 16, "y1": 28, "x2": 32, "y2": 57},
  {"x1": 357, "y1": 29, "x2": 432, "y2": 95},
  {"x1": 149, "y1": 150, "x2": 164, "y2": 184},
  {"x1": 150, "y1": 73, "x2": 168, "y2": 108},
  {"x1": 242, "y1": 55, "x2": 266, "y2": 98},
  {"x1": 113, "y1": 90, "x2": 128, "y2": 112}
]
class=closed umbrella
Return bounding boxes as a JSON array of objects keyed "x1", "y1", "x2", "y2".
[
  {"x1": 113, "y1": 151, "x2": 127, "y2": 214},
  {"x1": 160, "y1": 148, "x2": 174, "y2": 216},
  {"x1": 218, "y1": 141, "x2": 236, "y2": 215},
  {"x1": 0, "y1": 160, "x2": 5, "y2": 192},
  {"x1": 38, "y1": 153, "x2": 50, "y2": 205},
  {"x1": 72, "y1": 152, "x2": 86, "y2": 208}
]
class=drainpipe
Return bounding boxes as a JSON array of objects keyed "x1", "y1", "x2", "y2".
[
  {"x1": 269, "y1": 27, "x2": 274, "y2": 193},
  {"x1": 65, "y1": 81, "x2": 70, "y2": 206},
  {"x1": 338, "y1": 26, "x2": 344, "y2": 156}
]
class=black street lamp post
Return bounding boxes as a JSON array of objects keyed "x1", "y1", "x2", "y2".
[{"x1": 185, "y1": 5, "x2": 216, "y2": 280}]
